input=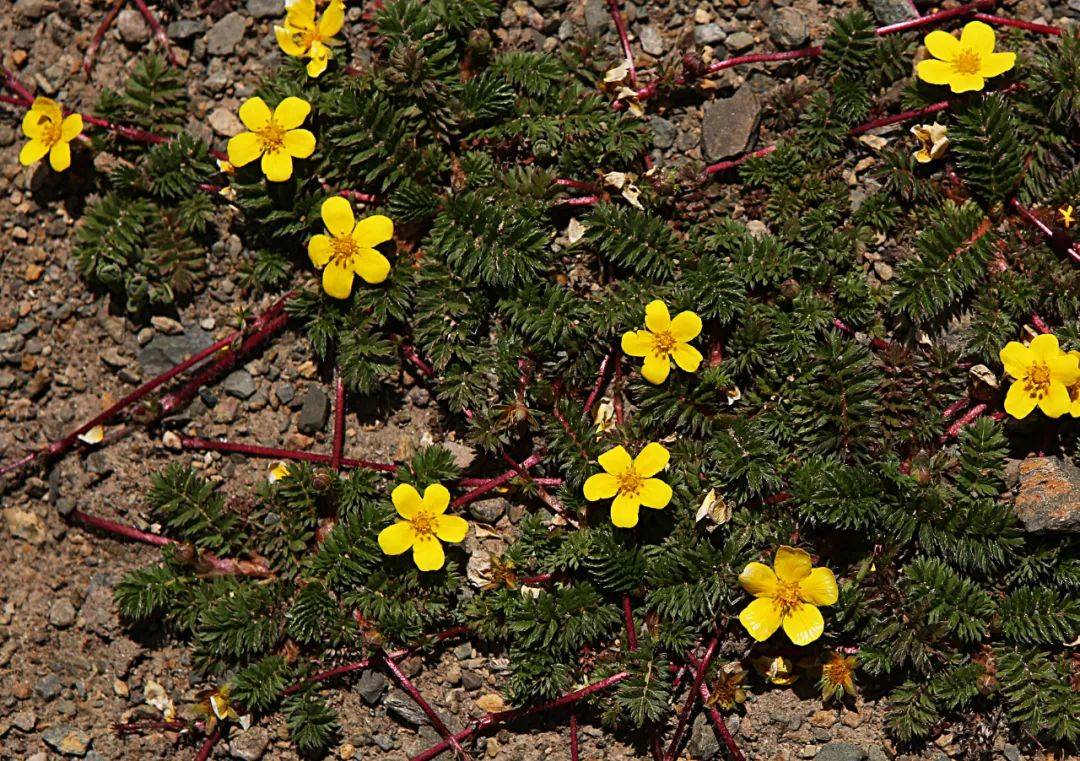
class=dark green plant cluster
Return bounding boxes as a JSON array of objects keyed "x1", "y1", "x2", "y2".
[{"x1": 105, "y1": 4, "x2": 1080, "y2": 757}]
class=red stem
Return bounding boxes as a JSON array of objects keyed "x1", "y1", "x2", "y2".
[
  {"x1": 339, "y1": 189, "x2": 380, "y2": 204},
  {"x1": 874, "y1": 0, "x2": 994, "y2": 35},
  {"x1": 940, "y1": 402, "x2": 989, "y2": 441},
  {"x1": 84, "y1": 0, "x2": 127, "y2": 75},
  {"x1": 941, "y1": 396, "x2": 972, "y2": 421},
  {"x1": 570, "y1": 713, "x2": 580, "y2": 761},
  {"x1": 665, "y1": 637, "x2": 718, "y2": 761},
  {"x1": 2, "y1": 66, "x2": 34, "y2": 103},
  {"x1": 703, "y1": 146, "x2": 776, "y2": 177},
  {"x1": 411, "y1": 672, "x2": 630, "y2": 761},
  {"x1": 972, "y1": 13, "x2": 1060, "y2": 35},
  {"x1": 459, "y1": 476, "x2": 562, "y2": 487},
  {"x1": 1009, "y1": 199, "x2": 1080, "y2": 264},
  {"x1": 382, "y1": 651, "x2": 472, "y2": 760},
  {"x1": 332, "y1": 371, "x2": 346, "y2": 472},
  {"x1": 180, "y1": 437, "x2": 398, "y2": 472},
  {"x1": 450, "y1": 452, "x2": 544, "y2": 508},
  {"x1": 686, "y1": 653, "x2": 746, "y2": 761},
  {"x1": 606, "y1": 0, "x2": 637, "y2": 86},
  {"x1": 554, "y1": 178, "x2": 600, "y2": 192},
  {"x1": 401, "y1": 343, "x2": 436, "y2": 378},
  {"x1": 583, "y1": 351, "x2": 613, "y2": 415},
  {"x1": 71, "y1": 509, "x2": 173, "y2": 547},
  {"x1": 557, "y1": 195, "x2": 600, "y2": 207},
  {"x1": 849, "y1": 99, "x2": 949, "y2": 135},
  {"x1": 1029, "y1": 313, "x2": 1052, "y2": 334},
  {"x1": 194, "y1": 725, "x2": 221, "y2": 761},
  {"x1": 622, "y1": 595, "x2": 637, "y2": 651},
  {"x1": 130, "y1": 0, "x2": 180, "y2": 66}
]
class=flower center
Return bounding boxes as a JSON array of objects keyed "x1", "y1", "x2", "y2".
[
  {"x1": 774, "y1": 581, "x2": 803, "y2": 615},
  {"x1": 617, "y1": 469, "x2": 644, "y2": 496},
  {"x1": 822, "y1": 659, "x2": 851, "y2": 686},
  {"x1": 330, "y1": 235, "x2": 359, "y2": 267},
  {"x1": 258, "y1": 122, "x2": 287, "y2": 152},
  {"x1": 953, "y1": 49, "x2": 981, "y2": 75},
  {"x1": 410, "y1": 509, "x2": 437, "y2": 539},
  {"x1": 651, "y1": 330, "x2": 677, "y2": 358},
  {"x1": 1024, "y1": 362, "x2": 1052, "y2": 399}
]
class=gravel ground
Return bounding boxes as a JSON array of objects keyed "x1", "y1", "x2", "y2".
[{"x1": 1, "y1": 0, "x2": 1078, "y2": 759}]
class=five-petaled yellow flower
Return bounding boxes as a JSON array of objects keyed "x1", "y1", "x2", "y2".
[
  {"x1": 916, "y1": 21, "x2": 1015, "y2": 94},
  {"x1": 1059, "y1": 205, "x2": 1075, "y2": 229},
  {"x1": 622, "y1": 300, "x2": 703, "y2": 384},
  {"x1": 583, "y1": 442, "x2": 673, "y2": 528},
  {"x1": 378, "y1": 483, "x2": 469, "y2": 571},
  {"x1": 19, "y1": 97, "x2": 83, "y2": 171},
  {"x1": 999, "y1": 334, "x2": 1080, "y2": 419},
  {"x1": 275, "y1": 0, "x2": 344, "y2": 78},
  {"x1": 738, "y1": 546, "x2": 838, "y2": 646},
  {"x1": 227, "y1": 96, "x2": 315, "y2": 182},
  {"x1": 308, "y1": 197, "x2": 394, "y2": 299}
]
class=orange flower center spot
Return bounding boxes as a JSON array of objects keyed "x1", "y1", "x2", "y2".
[
  {"x1": 651, "y1": 331, "x2": 677, "y2": 358},
  {"x1": 774, "y1": 580, "x2": 803, "y2": 614},
  {"x1": 258, "y1": 122, "x2": 287, "y2": 152},
  {"x1": 330, "y1": 235, "x2": 359, "y2": 267},
  {"x1": 822, "y1": 658, "x2": 853, "y2": 687},
  {"x1": 617, "y1": 469, "x2": 644, "y2": 497},
  {"x1": 952, "y1": 50, "x2": 982, "y2": 75},
  {"x1": 1024, "y1": 362, "x2": 1052, "y2": 399},
  {"x1": 410, "y1": 509, "x2": 437, "y2": 539}
]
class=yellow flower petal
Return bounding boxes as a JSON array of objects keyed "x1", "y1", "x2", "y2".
[
  {"x1": 916, "y1": 59, "x2": 955, "y2": 86},
  {"x1": 644, "y1": 300, "x2": 671, "y2": 333},
  {"x1": 633, "y1": 442, "x2": 669, "y2": 477},
  {"x1": 638, "y1": 478, "x2": 672, "y2": 509},
  {"x1": 352, "y1": 250, "x2": 391, "y2": 284},
  {"x1": 641, "y1": 354, "x2": 671, "y2": 384},
  {"x1": 261, "y1": 149, "x2": 293, "y2": 182},
  {"x1": 1049, "y1": 354, "x2": 1080, "y2": 386},
  {"x1": 423, "y1": 484, "x2": 451, "y2": 514},
  {"x1": 275, "y1": 25, "x2": 308, "y2": 57},
  {"x1": 321, "y1": 196, "x2": 355, "y2": 237},
  {"x1": 947, "y1": 73, "x2": 985, "y2": 94},
  {"x1": 238, "y1": 97, "x2": 272, "y2": 131},
  {"x1": 60, "y1": 113, "x2": 83, "y2": 142},
  {"x1": 392, "y1": 483, "x2": 423, "y2": 518},
  {"x1": 622, "y1": 330, "x2": 653, "y2": 357},
  {"x1": 798, "y1": 567, "x2": 839, "y2": 606},
  {"x1": 671, "y1": 343, "x2": 703, "y2": 373},
  {"x1": 318, "y1": 0, "x2": 345, "y2": 36},
  {"x1": 923, "y1": 29, "x2": 960, "y2": 60},
  {"x1": 31, "y1": 97, "x2": 61, "y2": 123},
  {"x1": 308, "y1": 234, "x2": 332, "y2": 267},
  {"x1": 960, "y1": 20, "x2": 996, "y2": 57},
  {"x1": 610, "y1": 493, "x2": 641, "y2": 528},
  {"x1": 412, "y1": 535, "x2": 445, "y2": 571},
  {"x1": 739, "y1": 562, "x2": 779, "y2": 597},
  {"x1": 999, "y1": 341, "x2": 1033, "y2": 380},
  {"x1": 739, "y1": 598, "x2": 782, "y2": 642},
  {"x1": 435, "y1": 514, "x2": 468, "y2": 543},
  {"x1": 597, "y1": 445, "x2": 633, "y2": 475},
  {"x1": 1039, "y1": 382, "x2": 1071, "y2": 418},
  {"x1": 669, "y1": 311, "x2": 702, "y2": 342},
  {"x1": 320, "y1": 259, "x2": 353, "y2": 297},
  {"x1": 1004, "y1": 380, "x2": 1038, "y2": 419},
  {"x1": 1028, "y1": 333, "x2": 1061, "y2": 362},
  {"x1": 283, "y1": 128, "x2": 315, "y2": 159},
  {"x1": 980, "y1": 51, "x2": 1015, "y2": 79},
  {"x1": 49, "y1": 141, "x2": 71, "y2": 171},
  {"x1": 353, "y1": 214, "x2": 394, "y2": 248},
  {"x1": 306, "y1": 51, "x2": 330, "y2": 79},
  {"x1": 19, "y1": 138, "x2": 49, "y2": 166},
  {"x1": 774, "y1": 546, "x2": 813, "y2": 583},
  {"x1": 227, "y1": 132, "x2": 263, "y2": 167},
  {"x1": 781, "y1": 602, "x2": 824, "y2": 646},
  {"x1": 22, "y1": 109, "x2": 49, "y2": 139},
  {"x1": 274, "y1": 96, "x2": 311, "y2": 131},
  {"x1": 378, "y1": 521, "x2": 415, "y2": 555},
  {"x1": 583, "y1": 472, "x2": 620, "y2": 501}
]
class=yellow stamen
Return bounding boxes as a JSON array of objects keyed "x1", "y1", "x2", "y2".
[
  {"x1": 952, "y1": 50, "x2": 981, "y2": 75},
  {"x1": 258, "y1": 122, "x2": 287, "y2": 152},
  {"x1": 330, "y1": 235, "x2": 359, "y2": 268},
  {"x1": 1025, "y1": 362, "x2": 1052, "y2": 399},
  {"x1": 617, "y1": 469, "x2": 644, "y2": 497},
  {"x1": 773, "y1": 580, "x2": 803, "y2": 615},
  {"x1": 410, "y1": 509, "x2": 437, "y2": 539},
  {"x1": 651, "y1": 331, "x2": 677, "y2": 358}
]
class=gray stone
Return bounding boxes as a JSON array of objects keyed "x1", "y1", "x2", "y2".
[
  {"x1": 770, "y1": 7, "x2": 809, "y2": 49},
  {"x1": 651, "y1": 116, "x2": 676, "y2": 149},
  {"x1": 222, "y1": 370, "x2": 256, "y2": 399},
  {"x1": 228, "y1": 726, "x2": 270, "y2": 760},
  {"x1": 468, "y1": 497, "x2": 507, "y2": 524},
  {"x1": 167, "y1": 19, "x2": 205, "y2": 41},
  {"x1": 12, "y1": 710, "x2": 36, "y2": 731},
  {"x1": 274, "y1": 383, "x2": 295, "y2": 405},
  {"x1": 702, "y1": 86, "x2": 760, "y2": 161},
  {"x1": 460, "y1": 670, "x2": 483, "y2": 691},
  {"x1": 14, "y1": 0, "x2": 50, "y2": 21},
  {"x1": 355, "y1": 669, "x2": 387, "y2": 706},
  {"x1": 694, "y1": 23, "x2": 725, "y2": 46},
  {"x1": 138, "y1": 326, "x2": 214, "y2": 376},
  {"x1": 385, "y1": 691, "x2": 428, "y2": 726},
  {"x1": 49, "y1": 599, "x2": 77, "y2": 629},
  {"x1": 816, "y1": 742, "x2": 866, "y2": 761},
  {"x1": 866, "y1": 747, "x2": 890, "y2": 761},
  {"x1": 372, "y1": 734, "x2": 395, "y2": 751},
  {"x1": 78, "y1": 573, "x2": 115, "y2": 638},
  {"x1": 1013, "y1": 457, "x2": 1080, "y2": 532},
  {"x1": 1002, "y1": 745, "x2": 1021, "y2": 761},
  {"x1": 866, "y1": 0, "x2": 919, "y2": 26},
  {"x1": 726, "y1": 31, "x2": 755, "y2": 53},
  {"x1": 209, "y1": 107, "x2": 244, "y2": 138},
  {"x1": 1070, "y1": 0, "x2": 1080, "y2": 13},
  {"x1": 583, "y1": 0, "x2": 610, "y2": 33},
  {"x1": 297, "y1": 388, "x2": 330, "y2": 434},
  {"x1": 688, "y1": 712, "x2": 720, "y2": 759},
  {"x1": 42, "y1": 725, "x2": 91, "y2": 756},
  {"x1": 639, "y1": 25, "x2": 664, "y2": 56},
  {"x1": 116, "y1": 8, "x2": 149, "y2": 44},
  {"x1": 206, "y1": 12, "x2": 246, "y2": 56},
  {"x1": 246, "y1": 0, "x2": 281, "y2": 19},
  {"x1": 35, "y1": 674, "x2": 63, "y2": 701}
]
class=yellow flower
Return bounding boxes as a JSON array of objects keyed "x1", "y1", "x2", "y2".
[
  {"x1": 750, "y1": 654, "x2": 798, "y2": 686},
  {"x1": 275, "y1": 0, "x2": 344, "y2": 78},
  {"x1": 1059, "y1": 205, "x2": 1075, "y2": 229},
  {"x1": 738, "y1": 546, "x2": 838, "y2": 646},
  {"x1": 308, "y1": 197, "x2": 393, "y2": 299},
  {"x1": 705, "y1": 662, "x2": 749, "y2": 710},
  {"x1": 19, "y1": 97, "x2": 82, "y2": 171},
  {"x1": 819, "y1": 650, "x2": 858, "y2": 702},
  {"x1": 583, "y1": 442, "x2": 673, "y2": 528},
  {"x1": 226, "y1": 96, "x2": 315, "y2": 182},
  {"x1": 910, "y1": 122, "x2": 949, "y2": 164},
  {"x1": 999, "y1": 334, "x2": 1080, "y2": 419},
  {"x1": 267, "y1": 461, "x2": 290, "y2": 483},
  {"x1": 916, "y1": 21, "x2": 1015, "y2": 94},
  {"x1": 377, "y1": 483, "x2": 469, "y2": 572},
  {"x1": 1068, "y1": 351, "x2": 1080, "y2": 418},
  {"x1": 621, "y1": 300, "x2": 703, "y2": 384}
]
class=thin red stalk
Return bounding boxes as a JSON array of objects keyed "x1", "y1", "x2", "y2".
[
  {"x1": 1010, "y1": 199, "x2": 1080, "y2": 264},
  {"x1": 180, "y1": 437, "x2": 398, "y2": 472},
  {"x1": 583, "y1": 351, "x2": 613, "y2": 415},
  {"x1": 2, "y1": 66, "x2": 34, "y2": 103},
  {"x1": 84, "y1": 0, "x2": 127, "y2": 74},
  {"x1": 501, "y1": 453, "x2": 575, "y2": 525},
  {"x1": 874, "y1": 0, "x2": 993, "y2": 35},
  {"x1": 554, "y1": 178, "x2": 600, "y2": 192},
  {"x1": 972, "y1": 13, "x2": 1060, "y2": 35},
  {"x1": 401, "y1": 343, "x2": 435, "y2": 378},
  {"x1": 622, "y1": 595, "x2": 638, "y2": 651},
  {"x1": 570, "y1": 713, "x2": 580, "y2": 761},
  {"x1": 113, "y1": 719, "x2": 188, "y2": 736},
  {"x1": 849, "y1": 99, "x2": 949, "y2": 135},
  {"x1": 339, "y1": 189, "x2": 380, "y2": 204},
  {"x1": 1030, "y1": 313, "x2": 1052, "y2": 334},
  {"x1": 606, "y1": 0, "x2": 637, "y2": 86},
  {"x1": 941, "y1": 402, "x2": 988, "y2": 441},
  {"x1": 686, "y1": 654, "x2": 746, "y2": 761},
  {"x1": 665, "y1": 636, "x2": 719, "y2": 761},
  {"x1": 832, "y1": 318, "x2": 893, "y2": 352},
  {"x1": 382, "y1": 652, "x2": 472, "y2": 760},
  {"x1": 130, "y1": 0, "x2": 180, "y2": 66},
  {"x1": 703, "y1": 146, "x2": 776, "y2": 176},
  {"x1": 450, "y1": 452, "x2": 544, "y2": 508},
  {"x1": 941, "y1": 396, "x2": 972, "y2": 421},
  {"x1": 194, "y1": 725, "x2": 221, "y2": 761},
  {"x1": 458, "y1": 476, "x2": 562, "y2": 487},
  {"x1": 332, "y1": 371, "x2": 346, "y2": 472},
  {"x1": 411, "y1": 672, "x2": 630, "y2": 761},
  {"x1": 558, "y1": 195, "x2": 600, "y2": 206},
  {"x1": 72, "y1": 509, "x2": 173, "y2": 547}
]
